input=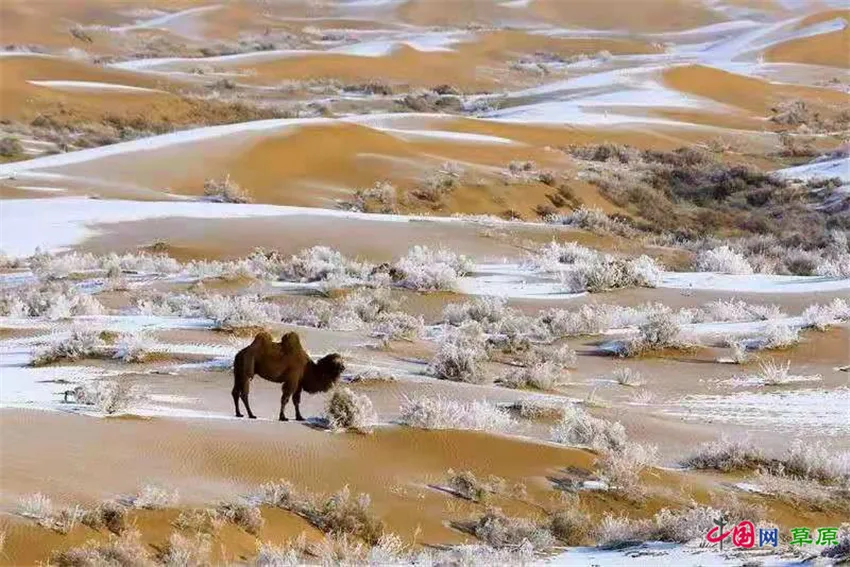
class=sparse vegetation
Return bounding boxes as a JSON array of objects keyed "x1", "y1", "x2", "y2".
[
  {"x1": 428, "y1": 322, "x2": 489, "y2": 383},
  {"x1": 550, "y1": 405, "x2": 626, "y2": 452},
  {"x1": 324, "y1": 387, "x2": 378, "y2": 433},
  {"x1": 203, "y1": 175, "x2": 252, "y2": 204},
  {"x1": 399, "y1": 396, "x2": 515, "y2": 433}
]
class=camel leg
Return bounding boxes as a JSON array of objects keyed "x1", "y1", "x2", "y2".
[
  {"x1": 279, "y1": 383, "x2": 293, "y2": 422},
  {"x1": 240, "y1": 380, "x2": 257, "y2": 419},
  {"x1": 293, "y1": 387, "x2": 304, "y2": 421},
  {"x1": 232, "y1": 386, "x2": 243, "y2": 418}
]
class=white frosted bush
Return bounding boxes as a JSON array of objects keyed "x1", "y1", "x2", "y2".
[
  {"x1": 369, "y1": 311, "x2": 423, "y2": 343},
  {"x1": 1, "y1": 283, "x2": 105, "y2": 319},
  {"x1": 443, "y1": 296, "x2": 508, "y2": 326},
  {"x1": 31, "y1": 329, "x2": 105, "y2": 366},
  {"x1": 132, "y1": 485, "x2": 179, "y2": 509},
  {"x1": 611, "y1": 367, "x2": 643, "y2": 387},
  {"x1": 200, "y1": 295, "x2": 282, "y2": 331},
  {"x1": 113, "y1": 333, "x2": 154, "y2": 363},
  {"x1": 802, "y1": 298, "x2": 850, "y2": 330},
  {"x1": 550, "y1": 406, "x2": 626, "y2": 452},
  {"x1": 500, "y1": 360, "x2": 568, "y2": 391},
  {"x1": 71, "y1": 379, "x2": 150, "y2": 415},
  {"x1": 695, "y1": 246, "x2": 753, "y2": 274},
  {"x1": 203, "y1": 175, "x2": 251, "y2": 203},
  {"x1": 279, "y1": 246, "x2": 371, "y2": 283},
  {"x1": 393, "y1": 246, "x2": 472, "y2": 291},
  {"x1": 399, "y1": 396, "x2": 515, "y2": 433},
  {"x1": 18, "y1": 493, "x2": 53, "y2": 522},
  {"x1": 528, "y1": 243, "x2": 662, "y2": 292},
  {"x1": 597, "y1": 443, "x2": 658, "y2": 493},
  {"x1": 324, "y1": 387, "x2": 378, "y2": 433},
  {"x1": 428, "y1": 322, "x2": 489, "y2": 383},
  {"x1": 760, "y1": 322, "x2": 800, "y2": 349}
]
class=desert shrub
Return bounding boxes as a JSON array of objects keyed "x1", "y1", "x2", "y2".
[
  {"x1": 550, "y1": 406, "x2": 626, "y2": 452},
  {"x1": 51, "y1": 529, "x2": 153, "y2": 567},
  {"x1": 683, "y1": 437, "x2": 768, "y2": 472},
  {"x1": 369, "y1": 311, "x2": 423, "y2": 344},
  {"x1": 547, "y1": 206, "x2": 636, "y2": 237},
  {"x1": 324, "y1": 387, "x2": 378, "y2": 433},
  {"x1": 596, "y1": 443, "x2": 658, "y2": 494},
  {"x1": 822, "y1": 524, "x2": 850, "y2": 559},
  {"x1": 568, "y1": 143, "x2": 640, "y2": 164},
  {"x1": 802, "y1": 298, "x2": 850, "y2": 330},
  {"x1": 547, "y1": 507, "x2": 591, "y2": 546},
  {"x1": 499, "y1": 360, "x2": 568, "y2": 391},
  {"x1": 280, "y1": 246, "x2": 372, "y2": 283},
  {"x1": 619, "y1": 311, "x2": 683, "y2": 357},
  {"x1": 159, "y1": 532, "x2": 212, "y2": 567},
  {"x1": 31, "y1": 329, "x2": 105, "y2": 366},
  {"x1": 752, "y1": 471, "x2": 845, "y2": 512},
  {"x1": 413, "y1": 167, "x2": 462, "y2": 203},
  {"x1": 469, "y1": 510, "x2": 556, "y2": 551},
  {"x1": 783, "y1": 440, "x2": 850, "y2": 484},
  {"x1": 218, "y1": 502, "x2": 265, "y2": 535},
  {"x1": 695, "y1": 245, "x2": 753, "y2": 274},
  {"x1": 428, "y1": 322, "x2": 489, "y2": 383},
  {"x1": 392, "y1": 246, "x2": 471, "y2": 291},
  {"x1": 611, "y1": 367, "x2": 643, "y2": 387},
  {"x1": 132, "y1": 485, "x2": 179, "y2": 510},
  {"x1": 18, "y1": 493, "x2": 54, "y2": 525},
  {"x1": 311, "y1": 486, "x2": 385, "y2": 545},
  {"x1": 347, "y1": 181, "x2": 397, "y2": 214},
  {"x1": 253, "y1": 541, "x2": 300, "y2": 567},
  {"x1": 399, "y1": 396, "x2": 515, "y2": 433},
  {"x1": 203, "y1": 175, "x2": 251, "y2": 203},
  {"x1": 507, "y1": 399, "x2": 566, "y2": 420},
  {"x1": 1, "y1": 281, "x2": 105, "y2": 319},
  {"x1": 113, "y1": 333, "x2": 154, "y2": 363},
  {"x1": 758, "y1": 322, "x2": 800, "y2": 350},
  {"x1": 443, "y1": 296, "x2": 508, "y2": 327},
  {"x1": 445, "y1": 470, "x2": 498, "y2": 503},
  {"x1": 737, "y1": 359, "x2": 821, "y2": 386},
  {"x1": 204, "y1": 294, "x2": 283, "y2": 331},
  {"x1": 70, "y1": 379, "x2": 149, "y2": 415},
  {"x1": 82, "y1": 501, "x2": 127, "y2": 535},
  {"x1": 0, "y1": 136, "x2": 24, "y2": 158}
]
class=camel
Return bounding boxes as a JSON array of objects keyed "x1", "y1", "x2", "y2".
[{"x1": 232, "y1": 331, "x2": 344, "y2": 421}]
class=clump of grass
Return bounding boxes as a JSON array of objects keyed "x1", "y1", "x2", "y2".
[
  {"x1": 550, "y1": 405, "x2": 626, "y2": 452},
  {"x1": 324, "y1": 387, "x2": 378, "y2": 433},
  {"x1": 203, "y1": 174, "x2": 251, "y2": 203},
  {"x1": 217, "y1": 502, "x2": 265, "y2": 535}
]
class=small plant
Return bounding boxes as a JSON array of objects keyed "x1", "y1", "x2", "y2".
[
  {"x1": 596, "y1": 443, "x2": 658, "y2": 495},
  {"x1": 392, "y1": 246, "x2": 472, "y2": 291},
  {"x1": 428, "y1": 322, "x2": 489, "y2": 383},
  {"x1": 446, "y1": 470, "x2": 491, "y2": 502},
  {"x1": 70, "y1": 379, "x2": 150, "y2": 415},
  {"x1": 159, "y1": 532, "x2": 212, "y2": 567},
  {"x1": 507, "y1": 399, "x2": 566, "y2": 420},
  {"x1": 348, "y1": 181, "x2": 398, "y2": 214},
  {"x1": 550, "y1": 406, "x2": 626, "y2": 452},
  {"x1": 51, "y1": 529, "x2": 152, "y2": 567},
  {"x1": 218, "y1": 502, "x2": 265, "y2": 535},
  {"x1": 131, "y1": 485, "x2": 179, "y2": 509},
  {"x1": 468, "y1": 509, "x2": 556, "y2": 551},
  {"x1": 695, "y1": 246, "x2": 753, "y2": 275},
  {"x1": 82, "y1": 501, "x2": 127, "y2": 535},
  {"x1": 611, "y1": 367, "x2": 643, "y2": 387},
  {"x1": 18, "y1": 493, "x2": 53, "y2": 523},
  {"x1": 324, "y1": 387, "x2": 378, "y2": 433},
  {"x1": 399, "y1": 396, "x2": 515, "y2": 433},
  {"x1": 203, "y1": 175, "x2": 251, "y2": 203},
  {"x1": 30, "y1": 329, "x2": 105, "y2": 366}
]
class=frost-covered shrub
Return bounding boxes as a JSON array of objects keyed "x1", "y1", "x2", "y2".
[
  {"x1": 596, "y1": 506, "x2": 723, "y2": 547},
  {"x1": 218, "y1": 502, "x2": 265, "y2": 535},
  {"x1": 254, "y1": 541, "x2": 300, "y2": 567},
  {"x1": 783, "y1": 440, "x2": 850, "y2": 484},
  {"x1": 131, "y1": 485, "x2": 179, "y2": 509},
  {"x1": 597, "y1": 443, "x2": 658, "y2": 494},
  {"x1": 0, "y1": 282, "x2": 105, "y2": 319},
  {"x1": 550, "y1": 406, "x2": 626, "y2": 452},
  {"x1": 31, "y1": 330, "x2": 105, "y2": 366},
  {"x1": 470, "y1": 510, "x2": 556, "y2": 551},
  {"x1": 611, "y1": 367, "x2": 643, "y2": 387},
  {"x1": 203, "y1": 175, "x2": 251, "y2": 203},
  {"x1": 683, "y1": 437, "x2": 767, "y2": 472},
  {"x1": 71, "y1": 379, "x2": 149, "y2": 415},
  {"x1": 428, "y1": 322, "x2": 489, "y2": 383},
  {"x1": 324, "y1": 387, "x2": 378, "y2": 433},
  {"x1": 695, "y1": 246, "x2": 753, "y2": 274},
  {"x1": 347, "y1": 181, "x2": 398, "y2": 214},
  {"x1": 392, "y1": 246, "x2": 472, "y2": 291},
  {"x1": 399, "y1": 396, "x2": 515, "y2": 433},
  {"x1": 205, "y1": 295, "x2": 282, "y2": 331},
  {"x1": 19, "y1": 493, "x2": 53, "y2": 523},
  {"x1": 702, "y1": 299, "x2": 785, "y2": 323},
  {"x1": 51, "y1": 529, "x2": 152, "y2": 566},
  {"x1": 443, "y1": 296, "x2": 508, "y2": 327},
  {"x1": 619, "y1": 311, "x2": 683, "y2": 357},
  {"x1": 313, "y1": 486, "x2": 384, "y2": 544},
  {"x1": 507, "y1": 399, "x2": 566, "y2": 420},
  {"x1": 760, "y1": 322, "x2": 800, "y2": 350},
  {"x1": 500, "y1": 360, "x2": 568, "y2": 391},
  {"x1": 369, "y1": 311, "x2": 423, "y2": 343},
  {"x1": 547, "y1": 206, "x2": 635, "y2": 237},
  {"x1": 802, "y1": 298, "x2": 850, "y2": 330},
  {"x1": 113, "y1": 333, "x2": 154, "y2": 363},
  {"x1": 279, "y1": 246, "x2": 372, "y2": 283},
  {"x1": 160, "y1": 532, "x2": 212, "y2": 566}
]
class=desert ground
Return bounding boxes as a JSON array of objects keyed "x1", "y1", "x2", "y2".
[{"x1": 0, "y1": 0, "x2": 849, "y2": 565}]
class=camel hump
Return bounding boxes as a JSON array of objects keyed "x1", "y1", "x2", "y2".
[
  {"x1": 252, "y1": 331, "x2": 274, "y2": 346},
  {"x1": 278, "y1": 331, "x2": 302, "y2": 353}
]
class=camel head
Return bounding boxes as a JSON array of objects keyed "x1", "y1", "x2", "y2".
[{"x1": 304, "y1": 353, "x2": 345, "y2": 393}]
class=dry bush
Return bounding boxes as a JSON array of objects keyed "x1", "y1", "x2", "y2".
[
  {"x1": 611, "y1": 367, "x2": 643, "y2": 387},
  {"x1": 347, "y1": 181, "x2": 398, "y2": 214},
  {"x1": 802, "y1": 298, "x2": 850, "y2": 331},
  {"x1": 82, "y1": 501, "x2": 127, "y2": 535},
  {"x1": 0, "y1": 136, "x2": 24, "y2": 158},
  {"x1": 159, "y1": 532, "x2": 212, "y2": 567},
  {"x1": 31, "y1": 329, "x2": 106, "y2": 366},
  {"x1": 399, "y1": 396, "x2": 515, "y2": 433},
  {"x1": 547, "y1": 507, "x2": 591, "y2": 545},
  {"x1": 132, "y1": 485, "x2": 179, "y2": 510},
  {"x1": 392, "y1": 245, "x2": 472, "y2": 291},
  {"x1": 753, "y1": 470, "x2": 848, "y2": 512},
  {"x1": 499, "y1": 360, "x2": 568, "y2": 391},
  {"x1": 618, "y1": 312, "x2": 684, "y2": 357},
  {"x1": 51, "y1": 529, "x2": 154, "y2": 567},
  {"x1": 548, "y1": 206, "x2": 636, "y2": 237},
  {"x1": 550, "y1": 406, "x2": 626, "y2": 452},
  {"x1": 368, "y1": 311, "x2": 423, "y2": 343},
  {"x1": 324, "y1": 387, "x2": 378, "y2": 433},
  {"x1": 70, "y1": 379, "x2": 150, "y2": 415},
  {"x1": 428, "y1": 322, "x2": 489, "y2": 383},
  {"x1": 173, "y1": 508, "x2": 226, "y2": 535},
  {"x1": 596, "y1": 443, "x2": 658, "y2": 495},
  {"x1": 467, "y1": 509, "x2": 556, "y2": 551},
  {"x1": 202, "y1": 175, "x2": 251, "y2": 203},
  {"x1": 507, "y1": 399, "x2": 566, "y2": 420},
  {"x1": 596, "y1": 505, "x2": 732, "y2": 547},
  {"x1": 443, "y1": 296, "x2": 508, "y2": 327},
  {"x1": 309, "y1": 486, "x2": 385, "y2": 545},
  {"x1": 217, "y1": 502, "x2": 265, "y2": 535},
  {"x1": 683, "y1": 437, "x2": 768, "y2": 472}
]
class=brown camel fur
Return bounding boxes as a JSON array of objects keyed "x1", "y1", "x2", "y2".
[{"x1": 232, "y1": 331, "x2": 344, "y2": 421}]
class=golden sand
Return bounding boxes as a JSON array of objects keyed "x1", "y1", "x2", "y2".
[
  {"x1": 765, "y1": 27, "x2": 850, "y2": 68},
  {"x1": 663, "y1": 64, "x2": 850, "y2": 115}
]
